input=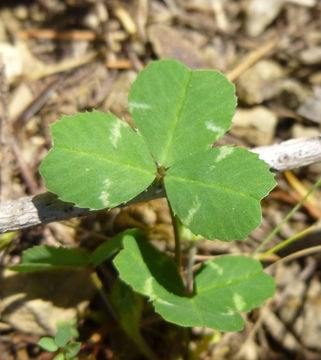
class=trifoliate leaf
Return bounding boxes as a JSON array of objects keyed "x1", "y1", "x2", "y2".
[{"x1": 114, "y1": 235, "x2": 275, "y2": 332}]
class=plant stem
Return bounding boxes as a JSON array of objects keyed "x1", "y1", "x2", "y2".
[
  {"x1": 186, "y1": 243, "x2": 196, "y2": 294},
  {"x1": 182, "y1": 327, "x2": 191, "y2": 360},
  {"x1": 258, "y1": 223, "x2": 318, "y2": 260},
  {"x1": 131, "y1": 333, "x2": 159, "y2": 360},
  {"x1": 167, "y1": 199, "x2": 182, "y2": 269},
  {"x1": 252, "y1": 176, "x2": 321, "y2": 257}
]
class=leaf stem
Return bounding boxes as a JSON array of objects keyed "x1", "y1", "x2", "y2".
[
  {"x1": 252, "y1": 176, "x2": 321, "y2": 257},
  {"x1": 167, "y1": 199, "x2": 182, "y2": 269},
  {"x1": 186, "y1": 243, "x2": 196, "y2": 294},
  {"x1": 131, "y1": 333, "x2": 159, "y2": 360}
]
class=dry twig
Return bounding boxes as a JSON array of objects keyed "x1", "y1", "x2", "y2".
[{"x1": 0, "y1": 135, "x2": 321, "y2": 234}]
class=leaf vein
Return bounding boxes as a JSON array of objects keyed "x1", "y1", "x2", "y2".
[
  {"x1": 190, "y1": 298, "x2": 204, "y2": 323},
  {"x1": 167, "y1": 175, "x2": 259, "y2": 201},
  {"x1": 160, "y1": 70, "x2": 192, "y2": 164},
  {"x1": 198, "y1": 270, "x2": 261, "y2": 294},
  {"x1": 56, "y1": 146, "x2": 155, "y2": 175}
]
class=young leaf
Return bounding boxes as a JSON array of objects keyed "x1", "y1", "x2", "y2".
[
  {"x1": 64, "y1": 342, "x2": 82, "y2": 359},
  {"x1": 129, "y1": 59, "x2": 236, "y2": 166},
  {"x1": 55, "y1": 325, "x2": 71, "y2": 347},
  {"x1": 114, "y1": 236, "x2": 275, "y2": 332},
  {"x1": 9, "y1": 245, "x2": 90, "y2": 272},
  {"x1": 164, "y1": 146, "x2": 276, "y2": 241},
  {"x1": 40, "y1": 110, "x2": 157, "y2": 210},
  {"x1": 70, "y1": 327, "x2": 79, "y2": 340},
  {"x1": 38, "y1": 337, "x2": 59, "y2": 352},
  {"x1": 57, "y1": 319, "x2": 79, "y2": 339}
]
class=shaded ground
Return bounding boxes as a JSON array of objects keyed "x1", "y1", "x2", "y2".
[{"x1": 0, "y1": 0, "x2": 321, "y2": 359}]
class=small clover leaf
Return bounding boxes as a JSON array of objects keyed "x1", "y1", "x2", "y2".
[{"x1": 38, "y1": 321, "x2": 81, "y2": 360}]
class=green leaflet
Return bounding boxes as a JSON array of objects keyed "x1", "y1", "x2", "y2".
[
  {"x1": 38, "y1": 337, "x2": 59, "y2": 353},
  {"x1": 64, "y1": 342, "x2": 82, "y2": 359},
  {"x1": 40, "y1": 110, "x2": 156, "y2": 210},
  {"x1": 129, "y1": 59, "x2": 236, "y2": 166},
  {"x1": 54, "y1": 325, "x2": 71, "y2": 347},
  {"x1": 113, "y1": 233, "x2": 186, "y2": 300},
  {"x1": 114, "y1": 235, "x2": 275, "y2": 332},
  {"x1": 9, "y1": 245, "x2": 90, "y2": 272},
  {"x1": 11, "y1": 230, "x2": 142, "y2": 273},
  {"x1": 165, "y1": 146, "x2": 276, "y2": 241},
  {"x1": 90, "y1": 229, "x2": 143, "y2": 266}
]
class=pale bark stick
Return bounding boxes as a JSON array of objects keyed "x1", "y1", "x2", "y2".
[
  {"x1": 252, "y1": 136, "x2": 321, "y2": 172},
  {"x1": 1, "y1": 135, "x2": 321, "y2": 234}
]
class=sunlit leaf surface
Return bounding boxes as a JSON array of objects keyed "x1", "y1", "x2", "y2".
[
  {"x1": 165, "y1": 146, "x2": 276, "y2": 241},
  {"x1": 129, "y1": 59, "x2": 236, "y2": 166},
  {"x1": 40, "y1": 111, "x2": 156, "y2": 210}
]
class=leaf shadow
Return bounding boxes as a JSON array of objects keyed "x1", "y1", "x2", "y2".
[{"x1": 136, "y1": 239, "x2": 186, "y2": 297}]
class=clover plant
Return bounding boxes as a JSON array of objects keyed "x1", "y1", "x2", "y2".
[
  {"x1": 13, "y1": 59, "x2": 277, "y2": 333},
  {"x1": 38, "y1": 319, "x2": 81, "y2": 360},
  {"x1": 39, "y1": 59, "x2": 276, "y2": 241}
]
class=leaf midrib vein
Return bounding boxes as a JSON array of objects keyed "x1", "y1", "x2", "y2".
[
  {"x1": 160, "y1": 71, "x2": 192, "y2": 165},
  {"x1": 190, "y1": 298, "x2": 204, "y2": 323},
  {"x1": 166, "y1": 174, "x2": 258, "y2": 201},
  {"x1": 56, "y1": 146, "x2": 155, "y2": 175},
  {"x1": 198, "y1": 269, "x2": 261, "y2": 294}
]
